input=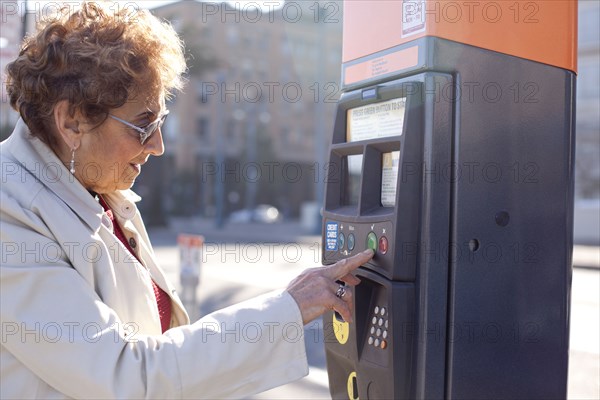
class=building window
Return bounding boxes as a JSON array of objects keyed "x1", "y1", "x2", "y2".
[
  {"x1": 227, "y1": 27, "x2": 238, "y2": 45},
  {"x1": 197, "y1": 118, "x2": 209, "y2": 143},
  {"x1": 198, "y1": 82, "x2": 211, "y2": 104},
  {"x1": 227, "y1": 119, "x2": 237, "y2": 141},
  {"x1": 199, "y1": 91, "x2": 210, "y2": 104},
  {"x1": 281, "y1": 127, "x2": 290, "y2": 147},
  {"x1": 259, "y1": 32, "x2": 269, "y2": 50}
]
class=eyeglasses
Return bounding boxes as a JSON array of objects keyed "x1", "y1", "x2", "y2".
[{"x1": 108, "y1": 110, "x2": 169, "y2": 145}]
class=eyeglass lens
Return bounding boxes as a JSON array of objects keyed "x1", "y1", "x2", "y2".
[{"x1": 141, "y1": 113, "x2": 168, "y2": 144}]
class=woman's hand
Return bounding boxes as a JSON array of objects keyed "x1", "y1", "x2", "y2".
[{"x1": 286, "y1": 249, "x2": 374, "y2": 325}]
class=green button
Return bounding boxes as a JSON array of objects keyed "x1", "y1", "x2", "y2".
[{"x1": 366, "y1": 232, "x2": 378, "y2": 252}]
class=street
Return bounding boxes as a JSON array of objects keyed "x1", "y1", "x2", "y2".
[{"x1": 150, "y1": 226, "x2": 599, "y2": 399}]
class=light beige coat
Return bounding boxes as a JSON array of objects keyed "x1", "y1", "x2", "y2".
[{"x1": 0, "y1": 120, "x2": 308, "y2": 399}]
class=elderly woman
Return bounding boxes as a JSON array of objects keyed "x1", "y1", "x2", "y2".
[{"x1": 0, "y1": 3, "x2": 373, "y2": 399}]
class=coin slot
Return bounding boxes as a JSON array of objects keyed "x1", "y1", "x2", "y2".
[{"x1": 347, "y1": 372, "x2": 359, "y2": 400}]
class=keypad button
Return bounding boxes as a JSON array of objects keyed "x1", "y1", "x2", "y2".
[
  {"x1": 370, "y1": 326, "x2": 375, "y2": 335},
  {"x1": 347, "y1": 233, "x2": 355, "y2": 251},
  {"x1": 376, "y1": 328, "x2": 381, "y2": 337},
  {"x1": 380, "y1": 307, "x2": 386, "y2": 316},
  {"x1": 381, "y1": 340, "x2": 387, "y2": 349},
  {"x1": 338, "y1": 233, "x2": 345, "y2": 250},
  {"x1": 372, "y1": 317, "x2": 377, "y2": 325},
  {"x1": 374, "y1": 338, "x2": 380, "y2": 347},
  {"x1": 374, "y1": 306, "x2": 379, "y2": 314},
  {"x1": 385, "y1": 320, "x2": 389, "y2": 329},
  {"x1": 366, "y1": 232, "x2": 378, "y2": 252},
  {"x1": 379, "y1": 236, "x2": 389, "y2": 254},
  {"x1": 368, "y1": 336, "x2": 374, "y2": 345},
  {"x1": 378, "y1": 318, "x2": 383, "y2": 326},
  {"x1": 383, "y1": 330, "x2": 388, "y2": 339}
]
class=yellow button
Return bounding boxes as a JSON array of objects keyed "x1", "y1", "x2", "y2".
[{"x1": 366, "y1": 232, "x2": 378, "y2": 252}]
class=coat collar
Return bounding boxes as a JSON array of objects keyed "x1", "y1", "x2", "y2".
[{"x1": 5, "y1": 119, "x2": 140, "y2": 232}]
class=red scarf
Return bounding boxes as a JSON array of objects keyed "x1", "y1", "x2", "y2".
[{"x1": 98, "y1": 196, "x2": 172, "y2": 333}]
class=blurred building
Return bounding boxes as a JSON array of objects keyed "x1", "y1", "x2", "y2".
[
  {"x1": 576, "y1": 0, "x2": 600, "y2": 200},
  {"x1": 0, "y1": 2, "x2": 23, "y2": 137},
  {"x1": 138, "y1": 0, "x2": 343, "y2": 223},
  {"x1": 574, "y1": 0, "x2": 600, "y2": 244}
]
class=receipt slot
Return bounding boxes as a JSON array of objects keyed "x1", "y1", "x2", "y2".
[{"x1": 322, "y1": 1, "x2": 576, "y2": 399}]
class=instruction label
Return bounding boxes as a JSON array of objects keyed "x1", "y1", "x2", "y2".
[
  {"x1": 326, "y1": 222, "x2": 339, "y2": 251},
  {"x1": 347, "y1": 98, "x2": 406, "y2": 142},
  {"x1": 381, "y1": 151, "x2": 400, "y2": 207}
]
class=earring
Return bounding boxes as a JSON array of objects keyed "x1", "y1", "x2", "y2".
[{"x1": 70, "y1": 147, "x2": 76, "y2": 174}]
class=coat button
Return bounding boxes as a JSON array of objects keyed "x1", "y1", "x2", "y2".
[
  {"x1": 129, "y1": 237, "x2": 137, "y2": 248},
  {"x1": 101, "y1": 215, "x2": 113, "y2": 231},
  {"x1": 121, "y1": 201, "x2": 136, "y2": 219}
]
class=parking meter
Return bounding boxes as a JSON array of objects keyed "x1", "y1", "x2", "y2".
[{"x1": 322, "y1": 1, "x2": 577, "y2": 399}]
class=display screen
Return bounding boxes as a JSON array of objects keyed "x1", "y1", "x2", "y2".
[
  {"x1": 381, "y1": 151, "x2": 400, "y2": 207},
  {"x1": 346, "y1": 98, "x2": 406, "y2": 142},
  {"x1": 344, "y1": 155, "x2": 363, "y2": 206}
]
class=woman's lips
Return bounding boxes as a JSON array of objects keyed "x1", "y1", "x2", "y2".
[{"x1": 130, "y1": 163, "x2": 141, "y2": 173}]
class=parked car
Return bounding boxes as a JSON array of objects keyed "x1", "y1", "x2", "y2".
[{"x1": 228, "y1": 204, "x2": 282, "y2": 224}]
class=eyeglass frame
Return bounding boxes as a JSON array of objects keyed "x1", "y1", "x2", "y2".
[{"x1": 108, "y1": 110, "x2": 170, "y2": 145}]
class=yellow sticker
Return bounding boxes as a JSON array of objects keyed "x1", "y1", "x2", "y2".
[
  {"x1": 347, "y1": 371, "x2": 359, "y2": 400},
  {"x1": 333, "y1": 313, "x2": 349, "y2": 344}
]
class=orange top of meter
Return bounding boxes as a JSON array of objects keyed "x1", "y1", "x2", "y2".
[{"x1": 343, "y1": 0, "x2": 577, "y2": 73}]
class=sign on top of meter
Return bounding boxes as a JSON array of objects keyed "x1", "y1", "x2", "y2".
[{"x1": 346, "y1": 97, "x2": 406, "y2": 142}]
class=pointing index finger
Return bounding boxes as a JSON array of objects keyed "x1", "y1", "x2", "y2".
[{"x1": 326, "y1": 249, "x2": 374, "y2": 280}]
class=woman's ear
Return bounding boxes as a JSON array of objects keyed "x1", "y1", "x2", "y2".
[{"x1": 53, "y1": 100, "x2": 82, "y2": 150}]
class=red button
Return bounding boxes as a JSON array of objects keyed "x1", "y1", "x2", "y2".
[{"x1": 378, "y1": 236, "x2": 388, "y2": 254}]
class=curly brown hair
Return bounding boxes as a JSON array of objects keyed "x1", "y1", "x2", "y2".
[{"x1": 6, "y1": 2, "x2": 186, "y2": 148}]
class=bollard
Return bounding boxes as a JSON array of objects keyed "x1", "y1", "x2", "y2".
[{"x1": 178, "y1": 234, "x2": 204, "y2": 316}]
